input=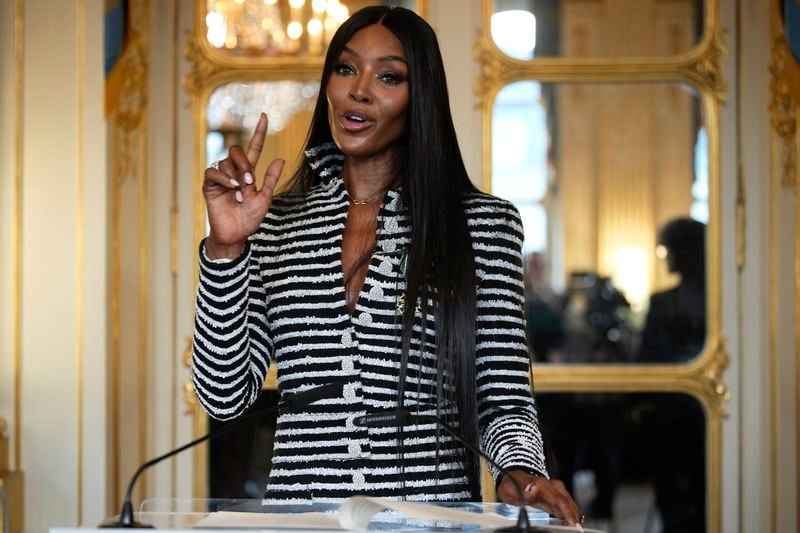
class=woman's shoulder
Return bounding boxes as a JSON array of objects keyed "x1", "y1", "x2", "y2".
[
  {"x1": 461, "y1": 191, "x2": 524, "y2": 257},
  {"x1": 462, "y1": 190, "x2": 522, "y2": 227}
]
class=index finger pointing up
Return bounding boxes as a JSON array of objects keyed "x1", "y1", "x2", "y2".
[{"x1": 246, "y1": 113, "x2": 269, "y2": 167}]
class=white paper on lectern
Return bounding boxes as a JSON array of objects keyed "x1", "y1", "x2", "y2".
[
  {"x1": 339, "y1": 497, "x2": 516, "y2": 529},
  {"x1": 192, "y1": 497, "x2": 602, "y2": 531},
  {"x1": 194, "y1": 511, "x2": 343, "y2": 529},
  {"x1": 193, "y1": 497, "x2": 517, "y2": 530}
]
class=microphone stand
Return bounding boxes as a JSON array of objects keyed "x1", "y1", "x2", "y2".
[
  {"x1": 423, "y1": 415, "x2": 540, "y2": 532},
  {"x1": 354, "y1": 411, "x2": 546, "y2": 532},
  {"x1": 100, "y1": 382, "x2": 344, "y2": 528}
]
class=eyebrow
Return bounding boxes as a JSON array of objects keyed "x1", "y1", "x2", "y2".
[{"x1": 341, "y1": 46, "x2": 407, "y2": 64}]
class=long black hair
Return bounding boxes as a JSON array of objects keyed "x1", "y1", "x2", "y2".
[{"x1": 287, "y1": 6, "x2": 482, "y2": 497}]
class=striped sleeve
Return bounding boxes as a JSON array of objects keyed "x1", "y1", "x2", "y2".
[
  {"x1": 472, "y1": 200, "x2": 548, "y2": 482},
  {"x1": 191, "y1": 238, "x2": 273, "y2": 421}
]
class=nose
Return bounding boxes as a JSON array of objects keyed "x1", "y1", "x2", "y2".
[{"x1": 349, "y1": 73, "x2": 371, "y2": 104}]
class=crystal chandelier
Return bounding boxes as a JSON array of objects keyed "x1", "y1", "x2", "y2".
[
  {"x1": 208, "y1": 81, "x2": 320, "y2": 133},
  {"x1": 206, "y1": 0, "x2": 350, "y2": 56}
]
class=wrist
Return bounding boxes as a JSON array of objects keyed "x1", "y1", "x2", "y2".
[{"x1": 204, "y1": 236, "x2": 245, "y2": 260}]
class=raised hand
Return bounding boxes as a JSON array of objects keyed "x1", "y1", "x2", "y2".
[
  {"x1": 203, "y1": 113, "x2": 285, "y2": 259},
  {"x1": 497, "y1": 471, "x2": 584, "y2": 528}
]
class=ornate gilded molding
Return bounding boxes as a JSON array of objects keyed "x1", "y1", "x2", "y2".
[
  {"x1": 181, "y1": 336, "x2": 197, "y2": 413},
  {"x1": 182, "y1": 382, "x2": 198, "y2": 412},
  {"x1": 109, "y1": 0, "x2": 149, "y2": 507},
  {"x1": 473, "y1": 33, "x2": 504, "y2": 107},
  {"x1": 769, "y1": 35, "x2": 798, "y2": 191},
  {"x1": 691, "y1": 27, "x2": 727, "y2": 105},
  {"x1": 184, "y1": 36, "x2": 225, "y2": 100},
  {"x1": 116, "y1": 34, "x2": 148, "y2": 130},
  {"x1": 698, "y1": 336, "x2": 731, "y2": 417},
  {"x1": 113, "y1": 32, "x2": 148, "y2": 186},
  {"x1": 474, "y1": 3, "x2": 727, "y2": 106}
]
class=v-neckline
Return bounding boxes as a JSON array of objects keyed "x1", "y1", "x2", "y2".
[{"x1": 338, "y1": 198, "x2": 384, "y2": 318}]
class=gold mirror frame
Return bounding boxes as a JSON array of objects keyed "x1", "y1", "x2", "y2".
[
  {"x1": 477, "y1": 0, "x2": 727, "y2": 531},
  {"x1": 769, "y1": 0, "x2": 800, "y2": 527},
  {"x1": 479, "y1": 0, "x2": 723, "y2": 97},
  {"x1": 184, "y1": 0, "x2": 428, "y2": 500}
]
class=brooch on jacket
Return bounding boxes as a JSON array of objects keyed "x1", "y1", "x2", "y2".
[{"x1": 395, "y1": 251, "x2": 429, "y2": 314}]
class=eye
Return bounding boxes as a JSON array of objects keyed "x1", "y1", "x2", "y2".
[
  {"x1": 379, "y1": 71, "x2": 406, "y2": 86},
  {"x1": 333, "y1": 62, "x2": 355, "y2": 76}
]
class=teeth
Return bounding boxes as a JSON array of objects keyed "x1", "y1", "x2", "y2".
[{"x1": 347, "y1": 115, "x2": 365, "y2": 122}]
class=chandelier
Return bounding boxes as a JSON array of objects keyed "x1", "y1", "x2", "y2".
[
  {"x1": 208, "y1": 81, "x2": 320, "y2": 133},
  {"x1": 206, "y1": 0, "x2": 351, "y2": 56}
]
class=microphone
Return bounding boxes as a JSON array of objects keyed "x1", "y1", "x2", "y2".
[
  {"x1": 100, "y1": 381, "x2": 345, "y2": 528},
  {"x1": 353, "y1": 410, "x2": 542, "y2": 532}
]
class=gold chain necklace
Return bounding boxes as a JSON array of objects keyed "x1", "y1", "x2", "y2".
[{"x1": 349, "y1": 189, "x2": 386, "y2": 205}]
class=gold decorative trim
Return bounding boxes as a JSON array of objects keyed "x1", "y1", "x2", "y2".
[
  {"x1": 769, "y1": 36, "x2": 798, "y2": 192},
  {"x1": 135, "y1": 0, "x2": 150, "y2": 504},
  {"x1": 136, "y1": 0, "x2": 150, "y2": 492},
  {"x1": 170, "y1": 0, "x2": 180, "y2": 497},
  {"x1": 769, "y1": 1, "x2": 800, "y2": 528},
  {"x1": 182, "y1": 335, "x2": 208, "y2": 497},
  {"x1": 182, "y1": 341, "x2": 198, "y2": 410},
  {"x1": 736, "y1": 185, "x2": 745, "y2": 272},
  {"x1": 698, "y1": 337, "x2": 730, "y2": 417},
  {"x1": 190, "y1": 0, "x2": 427, "y2": 71},
  {"x1": 186, "y1": 0, "x2": 429, "y2": 97},
  {"x1": 115, "y1": 33, "x2": 148, "y2": 183},
  {"x1": 110, "y1": 0, "x2": 149, "y2": 508},
  {"x1": 690, "y1": 27, "x2": 727, "y2": 106},
  {"x1": 138, "y1": 111, "x2": 149, "y2": 505},
  {"x1": 76, "y1": 0, "x2": 85, "y2": 522},
  {"x1": 13, "y1": 0, "x2": 23, "y2": 473},
  {"x1": 769, "y1": 108, "x2": 779, "y2": 533},
  {"x1": 794, "y1": 158, "x2": 800, "y2": 524},
  {"x1": 794, "y1": 118, "x2": 800, "y2": 524},
  {"x1": 475, "y1": 0, "x2": 725, "y2": 108},
  {"x1": 473, "y1": 34, "x2": 504, "y2": 107},
  {"x1": 183, "y1": 37, "x2": 225, "y2": 99},
  {"x1": 110, "y1": 122, "x2": 121, "y2": 509},
  {"x1": 767, "y1": 8, "x2": 779, "y2": 533},
  {"x1": 734, "y1": 1, "x2": 746, "y2": 524}
]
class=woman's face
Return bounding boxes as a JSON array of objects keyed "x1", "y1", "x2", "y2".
[{"x1": 326, "y1": 23, "x2": 409, "y2": 161}]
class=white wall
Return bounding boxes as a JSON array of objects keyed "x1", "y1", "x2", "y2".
[
  {"x1": 428, "y1": 0, "x2": 484, "y2": 186},
  {"x1": 0, "y1": 0, "x2": 109, "y2": 529}
]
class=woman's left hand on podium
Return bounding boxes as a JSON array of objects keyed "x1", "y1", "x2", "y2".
[{"x1": 497, "y1": 471, "x2": 584, "y2": 528}]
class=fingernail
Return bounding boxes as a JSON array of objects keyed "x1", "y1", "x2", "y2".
[
  {"x1": 235, "y1": 190, "x2": 243, "y2": 203},
  {"x1": 229, "y1": 179, "x2": 240, "y2": 187},
  {"x1": 244, "y1": 172, "x2": 253, "y2": 185},
  {"x1": 525, "y1": 482, "x2": 534, "y2": 492}
]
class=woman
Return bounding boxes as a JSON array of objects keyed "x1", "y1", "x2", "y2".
[{"x1": 193, "y1": 5, "x2": 581, "y2": 526}]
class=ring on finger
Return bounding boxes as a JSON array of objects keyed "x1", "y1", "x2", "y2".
[{"x1": 210, "y1": 160, "x2": 221, "y2": 170}]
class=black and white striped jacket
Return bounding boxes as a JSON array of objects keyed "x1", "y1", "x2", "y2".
[{"x1": 192, "y1": 146, "x2": 547, "y2": 503}]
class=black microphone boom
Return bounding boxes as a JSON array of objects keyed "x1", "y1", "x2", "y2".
[
  {"x1": 353, "y1": 410, "x2": 542, "y2": 532},
  {"x1": 100, "y1": 382, "x2": 345, "y2": 528}
]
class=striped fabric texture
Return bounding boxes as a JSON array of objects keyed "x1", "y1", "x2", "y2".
[{"x1": 192, "y1": 145, "x2": 547, "y2": 504}]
